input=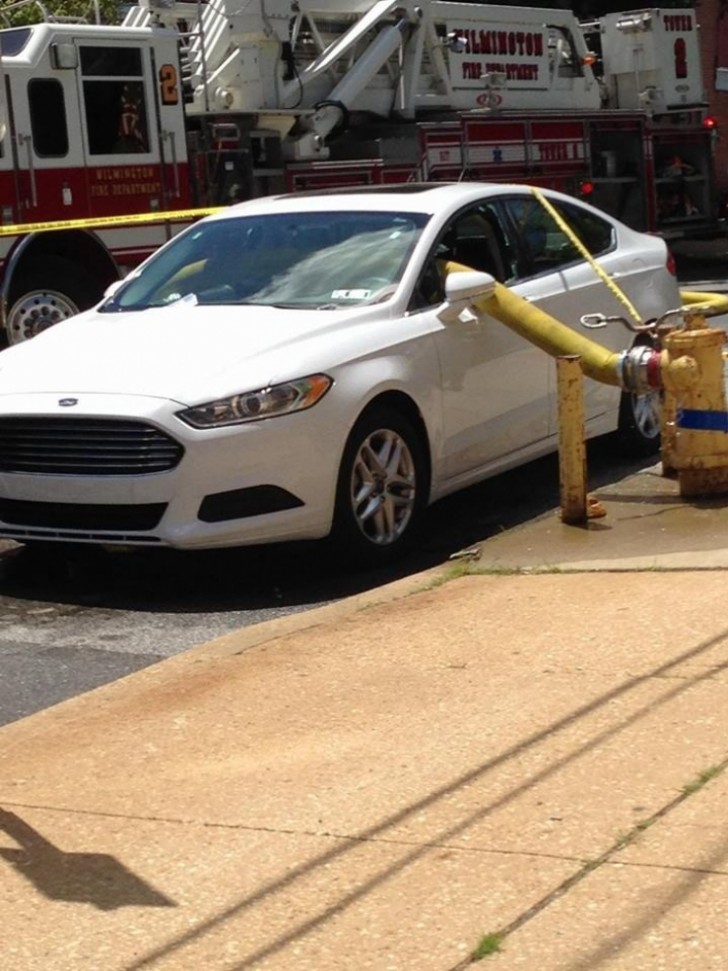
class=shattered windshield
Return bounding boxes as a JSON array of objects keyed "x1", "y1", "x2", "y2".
[{"x1": 101, "y1": 209, "x2": 429, "y2": 312}]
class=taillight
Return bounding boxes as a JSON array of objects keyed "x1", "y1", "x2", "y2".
[{"x1": 666, "y1": 249, "x2": 677, "y2": 276}]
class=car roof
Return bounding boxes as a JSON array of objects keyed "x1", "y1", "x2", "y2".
[{"x1": 208, "y1": 181, "x2": 591, "y2": 220}]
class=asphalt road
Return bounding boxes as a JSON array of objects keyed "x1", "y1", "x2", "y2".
[{"x1": 0, "y1": 257, "x2": 724, "y2": 728}]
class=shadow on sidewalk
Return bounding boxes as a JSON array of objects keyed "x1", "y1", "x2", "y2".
[{"x1": 0, "y1": 808, "x2": 176, "y2": 910}]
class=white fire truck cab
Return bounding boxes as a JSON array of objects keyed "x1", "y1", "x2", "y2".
[{"x1": 0, "y1": 18, "x2": 188, "y2": 342}]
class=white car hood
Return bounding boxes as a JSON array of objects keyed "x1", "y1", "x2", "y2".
[{"x1": 0, "y1": 302, "x2": 382, "y2": 404}]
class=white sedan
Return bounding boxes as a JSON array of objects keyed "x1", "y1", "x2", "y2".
[{"x1": 0, "y1": 183, "x2": 679, "y2": 564}]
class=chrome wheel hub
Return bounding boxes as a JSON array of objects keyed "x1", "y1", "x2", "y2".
[
  {"x1": 632, "y1": 390, "x2": 661, "y2": 440},
  {"x1": 350, "y1": 427, "x2": 417, "y2": 546},
  {"x1": 8, "y1": 290, "x2": 79, "y2": 344}
]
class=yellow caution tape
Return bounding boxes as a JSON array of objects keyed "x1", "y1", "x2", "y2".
[
  {"x1": 0, "y1": 206, "x2": 224, "y2": 237},
  {"x1": 529, "y1": 186, "x2": 643, "y2": 325}
]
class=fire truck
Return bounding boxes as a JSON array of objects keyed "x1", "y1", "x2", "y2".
[{"x1": 0, "y1": 0, "x2": 717, "y2": 343}]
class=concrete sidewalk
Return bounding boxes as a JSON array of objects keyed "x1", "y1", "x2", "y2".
[{"x1": 2, "y1": 462, "x2": 728, "y2": 970}]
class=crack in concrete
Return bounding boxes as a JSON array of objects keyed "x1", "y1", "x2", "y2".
[{"x1": 454, "y1": 758, "x2": 728, "y2": 967}]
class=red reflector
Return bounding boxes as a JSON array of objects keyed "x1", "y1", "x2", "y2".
[
  {"x1": 580, "y1": 180, "x2": 595, "y2": 196},
  {"x1": 647, "y1": 351, "x2": 662, "y2": 389},
  {"x1": 703, "y1": 115, "x2": 718, "y2": 129}
]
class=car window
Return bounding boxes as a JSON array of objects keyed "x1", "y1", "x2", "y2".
[
  {"x1": 500, "y1": 195, "x2": 615, "y2": 278},
  {"x1": 409, "y1": 201, "x2": 513, "y2": 311},
  {"x1": 101, "y1": 210, "x2": 429, "y2": 312},
  {"x1": 555, "y1": 202, "x2": 615, "y2": 257},
  {"x1": 502, "y1": 196, "x2": 580, "y2": 274}
]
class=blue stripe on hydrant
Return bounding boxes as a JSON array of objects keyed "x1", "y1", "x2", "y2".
[{"x1": 677, "y1": 409, "x2": 728, "y2": 432}]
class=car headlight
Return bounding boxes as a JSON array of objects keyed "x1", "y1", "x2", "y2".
[{"x1": 176, "y1": 373, "x2": 333, "y2": 428}]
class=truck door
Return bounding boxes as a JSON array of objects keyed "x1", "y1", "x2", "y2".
[
  {"x1": 0, "y1": 75, "x2": 18, "y2": 225},
  {"x1": 75, "y1": 42, "x2": 171, "y2": 218},
  {"x1": 5, "y1": 64, "x2": 88, "y2": 224},
  {"x1": 73, "y1": 39, "x2": 190, "y2": 265}
]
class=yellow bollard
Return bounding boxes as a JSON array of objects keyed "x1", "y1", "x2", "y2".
[
  {"x1": 557, "y1": 356, "x2": 587, "y2": 524},
  {"x1": 661, "y1": 311, "x2": 728, "y2": 497}
]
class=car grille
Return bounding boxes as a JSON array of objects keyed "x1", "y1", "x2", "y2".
[{"x1": 0, "y1": 417, "x2": 184, "y2": 475}]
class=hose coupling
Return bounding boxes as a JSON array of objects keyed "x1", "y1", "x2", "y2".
[{"x1": 615, "y1": 345, "x2": 662, "y2": 394}]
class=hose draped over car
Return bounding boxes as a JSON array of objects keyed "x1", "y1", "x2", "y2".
[
  {"x1": 469, "y1": 280, "x2": 728, "y2": 392},
  {"x1": 474, "y1": 281, "x2": 623, "y2": 387}
]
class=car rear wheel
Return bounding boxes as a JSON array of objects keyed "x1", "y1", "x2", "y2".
[
  {"x1": 331, "y1": 408, "x2": 427, "y2": 567},
  {"x1": 617, "y1": 388, "x2": 662, "y2": 456}
]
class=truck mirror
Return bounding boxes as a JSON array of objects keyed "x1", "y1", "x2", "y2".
[{"x1": 50, "y1": 43, "x2": 78, "y2": 70}]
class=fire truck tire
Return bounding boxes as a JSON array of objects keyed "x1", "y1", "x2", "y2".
[
  {"x1": 6, "y1": 260, "x2": 98, "y2": 345},
  {"x1": 617, "y1": 388, "x2": 662, "y2": 457}
]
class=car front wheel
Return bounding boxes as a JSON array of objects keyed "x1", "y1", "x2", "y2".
[{"x1": 332, "y1": 408, "x2": 427, "y2": 567}]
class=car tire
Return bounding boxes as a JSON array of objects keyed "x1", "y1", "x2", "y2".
[
  {"x1": 6, "y1": 258, "x2": 99, "y2": 345},
  {"x1": 616, "y1": 388, "x2": 662, "y2": 457},
  {"x1": 331, "y1": 407, "x2": 427, "y2": 567}
]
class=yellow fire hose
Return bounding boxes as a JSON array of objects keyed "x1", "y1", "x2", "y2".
[
  {"x1": 680, "y1": 290, "x2": 728, "y2": 316},
  {"x1": 475, "y1": 281, "x2": 623, "y2": 386}
]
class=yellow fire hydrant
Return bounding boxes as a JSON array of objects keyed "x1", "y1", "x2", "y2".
[{"x1": 660, "y1": 307, "x2": 728, "y2": 496}]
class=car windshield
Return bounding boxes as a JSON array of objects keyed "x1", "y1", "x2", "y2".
[{"x1": 101, "y1": 209, "x2": 429, "y2": 312}]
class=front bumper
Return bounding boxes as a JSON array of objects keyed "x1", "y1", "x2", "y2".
[{"x1": 0, "y1": 393, "x2": 342, "y2": 549}]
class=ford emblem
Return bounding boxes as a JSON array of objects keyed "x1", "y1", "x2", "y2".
[{"x1": 58, "y1": 398, "x2": 78, "y2": 407}]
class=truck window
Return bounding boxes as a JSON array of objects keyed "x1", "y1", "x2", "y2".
[
  {"x1": 29, "y1": 79, "x2": 68, "y2": 157},
  {"x1": 0, "y1": 28, "x2": 32, "y2": 56},
  {"x1": 547, "y1": 27, "x2": 583, "y2": 79},
  {"x1": 80, "y1": 46, "x2": 149, "y2": 155}
]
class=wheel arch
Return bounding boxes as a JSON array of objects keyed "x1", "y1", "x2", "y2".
[{"x1": 1, "y1": 229, "x2": 121, "y2": 330}]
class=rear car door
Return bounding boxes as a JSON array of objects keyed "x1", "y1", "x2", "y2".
[{"x1": 495, "y1": 192, "x2": 633, "y2": 435}]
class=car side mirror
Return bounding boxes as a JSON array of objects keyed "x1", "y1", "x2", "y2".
[{"x1": 444, "y1": 270, "x2": 496, "y2": 304}]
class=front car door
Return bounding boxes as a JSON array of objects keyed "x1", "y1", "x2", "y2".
[{"x1": 412, "y1": 197, "x2": 551, "y2": 484}]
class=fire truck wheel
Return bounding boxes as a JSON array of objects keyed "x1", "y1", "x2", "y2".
[
  {"x1": 617, "y1": 388, "x2": 662, "y2": 457},
  {"x1": 6, "y1": 261, "x2": 97, "y2": 345},
  {"x1": 330, "y1": 407, "x2": 428, "y2": 567}
]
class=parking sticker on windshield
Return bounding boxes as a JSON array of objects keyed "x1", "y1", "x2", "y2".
[{"x1": 331, "y1": 289, "x2": 371, "y2": 300}]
